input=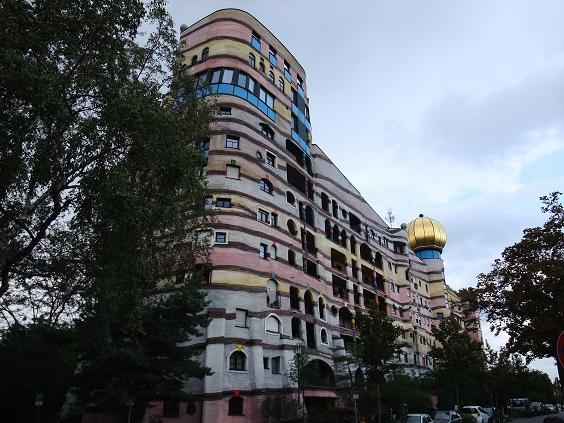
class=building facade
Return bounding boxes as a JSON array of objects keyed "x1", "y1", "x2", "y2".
[{"x1": 143, "y1": 9, "x2": 482, "y2": 423}]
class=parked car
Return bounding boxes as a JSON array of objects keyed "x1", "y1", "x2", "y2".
[
  {"x1": 481, "y1": 406, "x2": 503, "y2": 423},
  {"x1": 434, "y1": 410, "x2": 463, "y2": 423},
  {"x1": 461, "y1": 406, "x2": 488, "y2": 423},
  {"x1": 544, "y1": 404, "x2": 557, "y2": 414},
  {"x1": 406, "y1": 413, "x2": 434, "y2": 423},
  {"x1": 530, "y1": 402, "x2": 543, "y2": 416}
]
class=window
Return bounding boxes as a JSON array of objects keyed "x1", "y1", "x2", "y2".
[
  {"x1": 263, "y1": 357, "x2": 270, "y2": 369},
  {"x1": 291, "y1": 317, "x2": 301, "y2": 338},
  {"x1": 287, "y1": 219, "x2": 297, "y2": 236},
  {"x1": 259, "y1": 178, "x2": 273, "y2": 194},
  {"x1": 236, "y1": 309, "x2": 248, "y2": 327},
  {"x1": 191, "y1": 55, "x2": 197, "y2": 65},
  {"x1": 297, "y1": 74, "x2": 303, "y2": 88},
  {"x1": 228, "y1": 396, "x2": 244, "y2": 416},
  {"x1": 222, "y1": 68, "x2": 234, "y2": 84},
  {"x1": 251, "y1": 31, "x2": 261, "y2": 51},
  {"x1": 219, "y1": 106, "x2": 232, "y2": 115},
  {"x1": 259, "y1": 87, "x2": 274, "y2": 109},
  {"x1": 269, "y1": 47, "x2": 277, "y2": 66},
  {"x1": 286, "y1": 191, "x2": 296, "y2": 206},
  {"x1": 437, "y1": 312, "x2": 444, "y2": 320},
  {"x1": 319, "y1": 297, "x2": 325, "y2": 320},
  {"x1": 270, "y1": 213, "x2": 278, "y2": 227},
  {"x1": 163, "y1": 400, "x2": 180, "y2": 418},
  {"x1": 259, "y1": 243, "x2": 268, "y2": 259},
  {"x1": 271, "y1": 356, "x2": 281, "y2": 374},
  {"x1": 320, "y1": 328, "x2": 328, "y2": 345},
  {"x1": 216, "y1": 198, "x2": 231, "y2": 208},
  {"x1": 226, "y1": 164, "x2": 240, "y2": 179},
  {"x1": 229, "y1": 351, "x2": 246, "y2": 371},
  {"x1": 266, "y1": 279, "x2": 279, "y2": 307},
  {"x1": 201, "y1": 47, "x2": 209, "y2": 61},
  {"x1": 226, "y1": 135, "x2": 239, "y2": 149},
  {"x1": 257, "y1": 208, "x2": 269, "y2": 223},
  {"x1": 271, "y1": 244, "x2": 277, "y2": 259},
  {"x1": 284, "y1": 60, "x2": 292, "y2": 82},
  {"x1": 248, "y1": 52, "x2": 256, "y2": 67},
  {"x1": 268, "y1": 71, "x2": 275, "y2": 83},
  {"x1": 265, "y1": 314, "x2": 281, "y2": 333},
  {"x1": 186, "y1": 401, "x2": 197, "y2": 416},
  {"x1": 266, "y1": 151, "x2": 276, "y2": 167},
  {"x1": 215, "y1": 231, "x2": 228, "y2": 244},
  {"x1": 278, "y1": 76, "x2": 284, "y2": 92},
  {"x1": 259, "y1": 61, "x2": 265, "y2": 73},
  {"x1": 288, "y1": 250, "x2": 296, "y2": 266},
  {"x1": 260, "y1": 123, "x2": 275, "y2": 140}
]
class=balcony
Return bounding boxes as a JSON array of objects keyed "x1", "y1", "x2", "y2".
[{"x1": 291, "y1": 128, "x2": 311, "y2": 156}]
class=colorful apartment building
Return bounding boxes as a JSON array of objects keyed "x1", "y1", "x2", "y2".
[{"x1": 143, "y1": 9, "x2": 482, "y2": 422}]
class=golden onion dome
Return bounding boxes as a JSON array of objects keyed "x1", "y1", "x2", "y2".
[{"x1": 407, "y1": 214, "x2": 447, "y2": 251}]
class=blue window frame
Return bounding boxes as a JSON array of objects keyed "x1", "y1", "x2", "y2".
[
  {"x1": 269, "y1": 47, "x2": 277, "y2": 67},
  {"x1": 251, "y1": 32, "x2": 261, "y2": 51}
]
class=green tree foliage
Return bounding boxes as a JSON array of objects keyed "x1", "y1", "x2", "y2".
[
  {"x1": 0, "y1": 0, "x2": 215, "y2": 418},
  {"x1": 0, "y1": 323, "x2": 77, "y2": 423},
  {"x1": 429, "y1": 316, "x2": 486, "y2": 409},
  {"x1": 473, "y1": 192, "x2": 564, "y2": 393},
  {"x1": 354, "y1": 309, "x2": 406, "y2": 423},
  {"x1": 381, "y1": 372, "x2": 432, "y2": 415}
]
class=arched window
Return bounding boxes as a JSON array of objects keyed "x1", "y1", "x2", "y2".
[
  {"x1": 340, "y1": 229, "x2": 347, "y2": 248},
  {"x1": 286, "y1": 191, "x2": 296, "y2": 206},
  {"x1": 374, "y1": 252, "x2": 383, "y2": 269},
  {"x1": 265, "y1": 314, "x2": 282, "y2": 334},
  {"x1": 228, "y1": 396, "x2": 244, "y2": 416},
  {"x1": 191, "y1": 55, "x2": 197, "y2": 65},
  {"x1": 304, "y1": 205, "x2": 314, "y2": 226},
  {"x1": 259, "y1": 61, "x2": 265, "y2": 73},
  {"x1": 248, "y1": 53, "x2": 256, "y2": 67},
  {"x1": 339, "y1": 307, "x2": 353, "y2": 329},
  {"x1": 291, "y1": 317, "x2": 301, "y2": 338},
  {"x1": 350, "y1": 236, "x2": 357, "y2": 254},
  {"x1": 268, "y1": 71, "x2": 275, "y2": 83},
  {"x1": 332, "y1": 225, "x2": 340, "y2": 242},
  {"x1": 318, "y1": 297, "x2": 325, "y2": 320},
  {"x1": 229, "y1": 351, "x2": 246, "y2": 371},
  {"x1": 288, "y1": 250, "x2": 296, "y2": 266},
  {"x1": 260, "y1": 123, "x2": 275, "y2": 140},
  {"x1": 259, "y1": 178, "x2": 273, "y2": 194},
  {"x1": 332, "y1": 199, "x2": 338, "y2": 217},
  {"x1": 360, "y1": 243, "x2": 373, "y2": 262},
  {"x1": 321, "y1": 193, "x2": 330, "y2": 212},
  {"x1": 320, "y1": 328, "x2": 328, "y2": 345},
  {"x1": 278, "y1": 76, "x2": 284, "y2": 92},
  {"x1": 304, "y1": 291, "x2": 314, "y2": 316},
  {"x1": 287, "y1": 219, "x2": 297, "y2": 236},
  {"x1": 325, "y1": 219, "x2": 332, "y2": 239},
  {"x1": 201, "y1": 47, "x2": 209, "y2": 61},
  {"x1": 266, "y1": 279, "x2": 279, "y2": 307}
]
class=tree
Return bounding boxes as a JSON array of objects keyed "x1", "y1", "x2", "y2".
[
  {"x1": 287, "y1": 343, "x2": 317, "y2": 420},
  {"x1": 429, "y1": 316, "x2": 486, "y2": 409},
  {"x1": 0, "y1": 0, "x2": 216, "y2": 417},
  {"x1": 474, "y1": 192, "x2": 564, "y2": 395},
  {"x1": 354, "y1": 309, "x2": 406, "y2": 423}
]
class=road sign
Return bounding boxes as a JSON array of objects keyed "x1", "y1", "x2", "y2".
[
  {"x1": 35, "y1": 393, "x2": 44, "y2": 407},
  {"x1": 558, "y1": 331, "x2": 564, "y2": 368}
]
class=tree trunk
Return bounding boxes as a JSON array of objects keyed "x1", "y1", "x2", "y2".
[
  {"x1": 377, "y1": 382, "x2": 382, "y2": 423},
  {"x1": 556, "y1": 355, "x2": 564, "y2": 404}
]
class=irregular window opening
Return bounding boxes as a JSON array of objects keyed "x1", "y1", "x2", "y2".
[
  {"x1": 287, "y1": 219, "x2": 298, "y2": 236},
  {"x1": 332, "y1": 275, "x2": 347, "y2": 300},
  {"x1": 229, "y1": 351, "x2": 246, "y2": 371},
  {"x1": 304, "y1": 291, "x2": 314, "y2": 316},
  {"x1": 228, "y1": 396, "x2": 244, "y2": 416}
]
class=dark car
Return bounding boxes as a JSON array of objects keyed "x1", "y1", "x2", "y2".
[{"x1": 434, "y1": 411, "x2": 463, "y2": 423}]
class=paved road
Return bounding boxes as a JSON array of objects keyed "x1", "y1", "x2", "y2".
[{"x1": 509, "y1": 413, "x2": 564, "y2": 423}]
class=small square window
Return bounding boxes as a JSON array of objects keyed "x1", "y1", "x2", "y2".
[
  {"x1": 226, "y1": 164, "x2": 240, "y2": 179},
  {"x1": 266, "y1": 151, "x2": 276, "y2": 167},
  {"x1": 216, "y1": 198, "x2": 231, "y2": 208},
  {"x1": 257, "y1": 208, "x2": 269, "y2": 223},
  {"x1": 271, "y1": 356, "x2": 281, "y2": 374},
  {"x1": 215, "y1": 231, "x2": 228, "y2": 244},
  {"x1": 270, "y1": 212, "x2": 278, "y2": 227},
  {"x1": 220, "y1": 107, "x2": 232, "y2": 115},
  {"x1": 226, "y1": 135, "x2": 240, "y2": 149}
]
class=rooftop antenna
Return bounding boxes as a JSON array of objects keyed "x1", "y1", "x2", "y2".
[{"x1": 386, "y1": 208, "x2": 395, "y2": 227}]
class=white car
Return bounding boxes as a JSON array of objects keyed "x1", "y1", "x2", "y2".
[
  {"x1": 461, "y1": 406, "x2": 488, "y2": 423},
  {"x1": 406, "y1": 413, "x2": 434, "y2": 423}
]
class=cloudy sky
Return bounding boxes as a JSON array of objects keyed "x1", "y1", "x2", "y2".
[{"x1": 169, "y1": 0, "x2": 564, "y2": 379}]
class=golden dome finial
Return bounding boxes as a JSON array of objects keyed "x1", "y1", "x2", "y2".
[{"x1": 407, "y1": 214, "x2": 447, "y2": 252}]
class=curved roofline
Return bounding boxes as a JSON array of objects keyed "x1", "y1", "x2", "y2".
[{"x1": 180, "y1": 8, "x2": 306, "y2": 76}]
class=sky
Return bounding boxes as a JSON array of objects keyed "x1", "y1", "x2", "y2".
[{"x1": 169, "y1": 0, "x2": 564, "y2": 380}]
